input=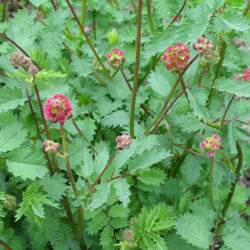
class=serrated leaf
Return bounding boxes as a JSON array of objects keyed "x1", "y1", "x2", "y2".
[
  {"x1": 114, "y1": 179, "x2": 131, "y2": 207},
  {"x1": 78, "y1": 118, "x2": 96, "y2": 141},
  {"x1": 0, "y1": 87, "x2": 26, "y2": 112},
  {"x1": 0, "y1": 121, "x2": 27, "y2": 153},
  {"x1": 147, "y1": 69, "x2": 171, "y2": 96},
  {"x1": 214, "y1": 78, "x2": 250, "y2": 97},
  {"x1": 6, "y1": 148, "x2": 48, "y2": 180},
  {"x1": 109, "y1": 204, "x2": 129, "y2": 218},
  {"x1": 138, "y1": 168, "x2": 165, "y2": 186},
  {"x1": 87, "y1": 212, "x2": 108, "y2": 235},
  {"x1": 71, "y1": 54, "x2": 93, "y2": 77},
  {"x1": 100, "y1": 226, "x2": 113, "y2": 248},
  {"x1": 90, "y1": 182, "x2": 110, "y2": 209},
  {"x1": 111, "y1": 217, "x2": 128, "y2": 229},
  {"x1": 41, "y1": 173, "x2": 68, "y2": 202},
  {"x1": 128, "y1": 148, "x2": 171, "y2": 172},
  {"x1": 102, "y1": 110, "x2": 129, "y2": 128}
]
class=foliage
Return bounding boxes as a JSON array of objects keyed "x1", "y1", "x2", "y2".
[{"x1": 0, "y1": 0, "x2": 249, "y2": 249}]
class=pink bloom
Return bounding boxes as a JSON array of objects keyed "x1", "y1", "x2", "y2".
[
  {"x1": 44, "y1": 93, "x2": 72, "y2": 123},
  {"x1": 234, "y1": 74, "x2": 240, "y2": 79},
  {"x1": 162, "y1": 42, "x2": 190, "y2": 72},
  {"x1": 208, "y1": 151, "x2": 215, "y2": 157},
  {"x1": 193, "y1": 36, "x2": 213, "y2": 54},
  {"x1": 200, "y1": 142, "x2": 205, "y2": 151},
  {"x1": 105, "y1": 48, "x2": 125, "y2": 68},
  {"x1": 200, "y1": 134, "x2": 222, "y2": 156},
  {"x1": 43, "y1": 140, "x2": 60, "y2": 152},
  {"x1": 116, "y1": 134, "x2": 132, "y2": 150}
]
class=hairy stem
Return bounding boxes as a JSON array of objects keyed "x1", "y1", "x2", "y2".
[
  {"x1": 209, "y1": 157, "x2": 216, "y2": 211},
  {"x1": 66, "y1": 0, "x2": 111, "y2": 79},
  {"x1": 130, "y1": 0, "x2": 142, "y2": 137},
  {"x1": 221, "y1": 141, "x2": 243, "y2": 218},
  {"x1": 221, "y1": 95, "x2": 235, "y2": 126},
  {"x1": 146, "y1": 0, "x2": 155, "y2": 34},
  {"x1": 81, "y1": 0, "x2": 86, "y2": 26},
  {"x1": 90, "y1": 149, "x2": 119, "y2": 193}
]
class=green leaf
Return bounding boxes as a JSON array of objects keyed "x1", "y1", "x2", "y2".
[
  {"x1": 102, "y1": 110, "x2": 129, "y2": 128},
  {"x1": 100, "y1": 226, "x2": 114, "y2": 248},
  {"x1": 6, "y1": 148, "x2": 48, "y2": 180},
  {"x1": 90, "y1": 182, "x2": 110, "y2": 209},
  {"x1": 0, "y1": 121, "x2": 27, "y2": 153},
  {"x1": 138, "y1": 168, "x2": 165, "y2": 186},
  {"x1": 109, "y1": 203, "x2": 130, "y2": 218},
  {"x1": 111, "y1": 217, "x2": 128, "y2": 229},
  {"x1": 114, "y1": 179, "x2": 131, "y2": 207},
  {"x1": 78, "y1": 118, "x2": 97, "y2": 141},
  {"x1": 87, "y1": 212, "x2": 108, "y2": 235},
  {"x1": 41, "y1": 173, "x2": 68, "y2": 202},
  {"x1": 128, "y1": 148, "x2": 171, "y2": 172},
  {"x1": 214, "y1": 78, "x2": 250, "y2": 98},
  {"x1": 147, "y1": 69, "x2": 171, "y2": 97},
  {"x1": 0, "y1": 87, "x2": 26, "y2": 112},
  {"x1": 77, "y1": 148, "x2": 94, "y2": 178},
  {"x1": 71, "y1": 54, "x2": 93, "y2": 77}
]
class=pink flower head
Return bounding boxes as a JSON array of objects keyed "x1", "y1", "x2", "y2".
[
  {"x1": 105, "y1": 48, "x2": 125, "y2": 68},
  {"x1": 200, "y1": 134, "x2": 222, "y2": 157},
  {"x1": 44, "y1": 93, "x2": 72, "y2": 123},
  {"x1": 43, "y1": 140, "x2": 60, "y2": 152},
  {"x1": 233, "y1": 69, "x2": 250, "y2": 81},
  {"x1": 193, "y1": 36, "x2": 213, "y2": 54},
  {"x1": 116, "y1": 134, "x2": 132, "y2": 150},
  {"x1": 162, "y1": 42, "x2": 190, "y2": 72}
]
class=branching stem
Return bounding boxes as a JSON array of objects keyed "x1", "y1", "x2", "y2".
[{"x1": 221, "y1": 95, "x2": 235, "y2": 126}]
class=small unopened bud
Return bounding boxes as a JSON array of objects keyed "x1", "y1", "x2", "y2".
[
  {"x1": 193, "y1": 36, "x2": 213, "y2": 54},
  {"x1": 116, "y1": 134, "x2": 132, "y2": 150},
  {"x1": 43, "y1": 140, "x2": 60, "y2": 152},
  {"x1": 9, "y1": 52, "x2": 24, "y2": 69},
  {"x1": 28, "y1": 65, "x2": 39, "y2": 75},
  {"x1": 122, "y1": 229, "x2": 134, "y2": 242},
  {"x1": 2, "y1": 194, "x2": 17, "y2": 210},
  {"x1": 107, "y1": 29, "x2": 119, "y2": 45}
]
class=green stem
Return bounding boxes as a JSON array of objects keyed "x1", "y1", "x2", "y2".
[
  {"x1": 218, "y1": 149, "x2": 234, "y2": 171},
  {"x1": 221, "y1": 141, "x2": 243, "y2": 218},
  {"x1": 179, "y1": 72, "x2": 189, "y2": 103},
  {"x1": 206, "y1": 40, "x2": 227, "y2": 109},
  {"x1": 2, "y1": 0, "x2": 7, "y2": 22},
  {"x1": 144, "y1": 78, "x2": 180, "y2": 135},
  {"x1": 146, "y1": 0, "x2": 155, "y2": 34},
  {"x1": 92, "y1": 10, "x2": 97, "y2": 46},
  {"x1": 164, "y1": 121, "x2": 173, "y2": 152},
  {"x1": 221, "y1": 95, "x2": 235, "y2": 126},
  {"x1": 113, "y1": 0, "x2": 120, "y2": 10},
  {"x1": 209, "y1": 157, "x2": 216, "y2": 211},
  {"x1": 66, "y1": 0, "x2": 111, "y2": 79},
  {"x1": 60, "y1": 124, "x2": 84, "y2": 243},
  {"x1": 130, "y1": 0, "x2": 142, "y2": 137},
  {"x1": 203, "y1": 120, "x2": 222, "y2": 130},
  {"x1": 243, "y1": 0, "x2": 250, "y2": 17},
  {"x1": 89, "y1": 149, "x2": 119, "y2": 193},
  {"x1": 92, "y1": 72, "x2": 108, "y2": 87},
  {"x1": 81, "y1": 0, "x2": 86, "y2": 26}
]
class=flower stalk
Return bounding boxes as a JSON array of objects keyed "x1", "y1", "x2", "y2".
[
  {"x1": 146, "y1": 0, "x2": 155, "y2": 34},
  {"x1": 130, "y1": 0, "x2": 142, "y2": 137},
  {"x1": 209, "y1": 157, "x2": 216, "y2": 211}
]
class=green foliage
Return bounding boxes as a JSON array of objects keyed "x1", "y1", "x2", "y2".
[{"x1": 0, "y1": 0, "x2": 249, "y2": 249}]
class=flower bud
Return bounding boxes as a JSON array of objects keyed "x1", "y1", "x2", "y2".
[
  {"x1": 9, "y1": 52, "x2": 24, "y2": 69},
  {"x1": 200, "y1": 50, "x2": 220, "y2": 66},
  {"x1": 193, "y1": 36, "x2": 213, "y2": 54},
  {"x1": 43, "y1": 140, "x2": 60, "y2": 152},
  {"x1": 162, "y1": 42, "x2": 190, "y2": 72},
  {"x1": 44, "y1": 93, "x2": 72, "y2": 123},
  {"x1": 122, "y1": 229, "x2": 134, "y2": 242},
  {"x1": 233, "y1": 69, "x2": 250, "y2": 81},
  {"x1": 105, "y1": 48, "x2": 125, "y2": 68},
  {"x1": 2, "y1": 194, "x2": 17, "y2": 210},
  {"x1": 200, "y1": 134, "x2": 221, "y2": 157},
  {"x1": 107, "y1": 29, "x2": 119, "y2": 45},
  {"x1": 116, "y1": 134, "x2": 132, "y2": 150},
  {"x1": 28, "y1": 65, "x2": 39, "y2": 75}
]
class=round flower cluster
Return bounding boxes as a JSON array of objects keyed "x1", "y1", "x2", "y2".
[
  {"x1": 105, "y1": 48, "x2": 125, "y2": 68},
  {"x1": 2, "y1": 194, "x2": 17, "y2": 211},
  {"x1": 44, "y1": 93, "x2": 72, "y2": 123},
  {"x1": 43, "y1": 140, "x2": 60, "y2": 152},
  {"x1": 234, "y1": 69, "x2": 250, "y2": 81},
  {"x1": 200, "y1": 134, "x2": 222, "y2": 157},
  {"x1": 193, "y1": 36, "x2": 214, "y2": 54},
  {"x1": 200, "y1": 50, "x2": 220, "y2": 66},
  {"x1": 162, "y1": 42, "x2": 190, "y2": 71},
  {"x1": 9, "y1": 52, "x2": 39, "y2": 75},
  {"x1": 116, "y1": 134, "x2": 132, "y2": 150}
]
